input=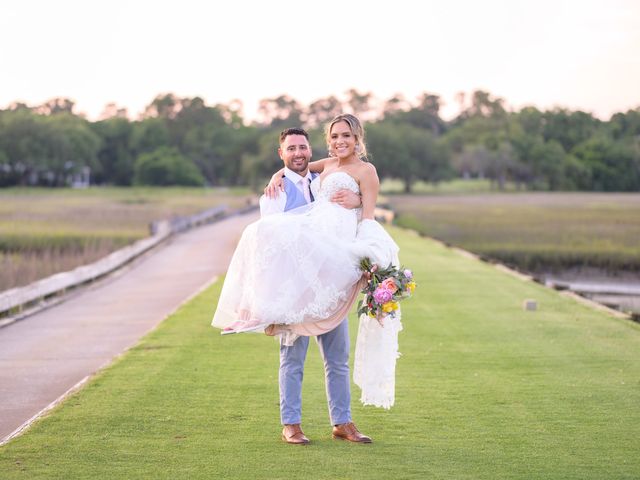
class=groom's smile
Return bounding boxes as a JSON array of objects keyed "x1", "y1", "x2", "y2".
[{"x1": 291, "y1": 156, "x2": 307, "y2": 169}]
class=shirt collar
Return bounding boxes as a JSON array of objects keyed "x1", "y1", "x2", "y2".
[{"x1": 284, "y1": 167, "x2": 312, "y2": 184}]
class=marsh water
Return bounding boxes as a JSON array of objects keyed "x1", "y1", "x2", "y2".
[{"x1": 538, "y1": 268, "x2": 640, "y2": 316}]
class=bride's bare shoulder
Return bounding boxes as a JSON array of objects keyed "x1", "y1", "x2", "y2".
[{"x1": 356, "y1": 161, "x2": 378, "y2": 181}]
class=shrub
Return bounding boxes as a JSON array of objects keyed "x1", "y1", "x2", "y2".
[{"x1": 133, "y1": 147, "x2": 205, "y2": 186}]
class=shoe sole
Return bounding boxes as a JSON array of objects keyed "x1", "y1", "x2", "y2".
[
  {"x1": 281, "y1": 434, "x2": 310, "y2": 445},
  {"x1": 332, "y1": 434, "x2": 372, "y2": 443}
]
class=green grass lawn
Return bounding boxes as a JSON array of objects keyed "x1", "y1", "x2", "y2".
[{"x1": 1, "y1": 227, "x2": 639, "y2": 479}]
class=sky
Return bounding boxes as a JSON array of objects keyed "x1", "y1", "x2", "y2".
[{"x1": 1, "y1": 0, "x2": 639, "y2": 122}]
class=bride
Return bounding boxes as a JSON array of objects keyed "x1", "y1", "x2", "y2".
[{"x1": 212, "y1": 114, "x2": 402, "y2": 408}]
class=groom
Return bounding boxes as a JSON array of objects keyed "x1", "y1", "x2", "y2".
[{"x1": 259, "y1": 128, "x2": 372, "y2": 445}]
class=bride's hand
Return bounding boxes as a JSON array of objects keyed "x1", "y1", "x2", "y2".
[{"x1": 264, "y1": 174, "x2": 284, "y2": 198}]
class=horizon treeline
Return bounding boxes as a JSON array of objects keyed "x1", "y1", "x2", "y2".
[{"x1": 1, "y1": 90, "x2": 639, "y2": 192}]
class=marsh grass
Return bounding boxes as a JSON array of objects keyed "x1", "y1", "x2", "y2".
[
  {"x1": 0, "y1": 241, "x2": 132, "y2": 291},
  {"x1": 0, "y1": 187, "x2": 254, "y2": 289},
  {"x1": 0, "y1": 227, "x2": 639, "y2": 479},
  {"x1": 390, "y1": 192, "x2": 640, "y2": 273},
  {"x1": 379, "y1": 178, "x2": 520, "y2": 194}
]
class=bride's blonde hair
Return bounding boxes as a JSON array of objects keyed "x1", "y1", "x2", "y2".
[{"x1": 325, "y1": 114, "x2": 368, "y2": 160}]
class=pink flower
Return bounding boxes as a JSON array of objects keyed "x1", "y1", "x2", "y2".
[
  {"x1": 381, "y1": 278, "x2": 398, "y2": 293},
  {"x1": 373, "y1": 286, "x2": 393, "y2": 304}
]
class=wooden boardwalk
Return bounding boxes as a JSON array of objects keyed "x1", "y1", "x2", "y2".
[{"x1": 0, "y1": 211, "x2": 258, "y2": 443}]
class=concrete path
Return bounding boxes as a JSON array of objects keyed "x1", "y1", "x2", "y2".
[{"x1": 0, "y1": 211, "x2": 258, "y2": 443}]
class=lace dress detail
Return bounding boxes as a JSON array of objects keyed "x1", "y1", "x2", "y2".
[{"x1": 311, "y1": 172, "x2": 362, "y2": 223}]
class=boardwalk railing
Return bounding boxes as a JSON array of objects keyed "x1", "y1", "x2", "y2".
[{"x1": 0, "y1": 204, "x2": 230, "y2": 318}]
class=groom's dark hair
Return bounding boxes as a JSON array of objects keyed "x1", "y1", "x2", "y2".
[{"x1": 279, "y1": 128, "x2": 309, "y2": 144}]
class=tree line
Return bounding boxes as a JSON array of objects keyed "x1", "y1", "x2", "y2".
[{"x1": 1, "y1": 90, "x2": 639, "y2": 192}]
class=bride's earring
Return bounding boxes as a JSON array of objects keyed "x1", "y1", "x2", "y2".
[{"x1": 327, "y1": 144, "x2": 335, "y2": 157}]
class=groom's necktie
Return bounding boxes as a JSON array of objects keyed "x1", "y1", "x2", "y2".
[
  {"x1": 307, "y1": 178, "x2": 314, "y2": 202},
  {"x1": 301, "y1": 178, "x2": 312, "y2": 203}
]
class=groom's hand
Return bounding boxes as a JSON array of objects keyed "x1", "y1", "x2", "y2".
[{"x1": 331, "y1": 189, "x2": 362, "y2": 209}]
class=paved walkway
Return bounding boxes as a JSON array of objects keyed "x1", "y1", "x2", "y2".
[{"x1": 0, "y1": 211, "x2": 258, "y2": 443}]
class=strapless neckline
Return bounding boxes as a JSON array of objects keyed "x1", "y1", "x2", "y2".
[{"x1": 318, "y1": 170, "x2": 359, "y2": 189}]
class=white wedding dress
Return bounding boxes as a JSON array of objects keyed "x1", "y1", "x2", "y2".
[{"x1": 212, "y1": 171, "x2": 403, "y2": 408}]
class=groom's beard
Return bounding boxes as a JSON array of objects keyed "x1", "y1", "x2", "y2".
[{"x1": 288, "y1": 157, "x2": 310, "y2": 175}]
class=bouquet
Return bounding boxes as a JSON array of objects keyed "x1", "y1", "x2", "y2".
[{"x1": 357, "y1": 257, "x2": 416, "y2": 325}]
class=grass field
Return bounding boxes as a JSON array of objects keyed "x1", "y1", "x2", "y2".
[
  {"x1": 1, "y1": 227, "x2": 638, "y2": 479},
  {"x1": 389, "y1": 192, "x2": 640, "y2": 273},
  {"x1": 0, "y1": 187, "x2": 254, "y2": 290},
  {"x1": 379, "y1": 178, "x2": 523, "y2": 195}
]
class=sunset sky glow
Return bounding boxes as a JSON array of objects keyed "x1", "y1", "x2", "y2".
[{"x1": 1, "y1": 0, "x2": 639, "y2": 121}]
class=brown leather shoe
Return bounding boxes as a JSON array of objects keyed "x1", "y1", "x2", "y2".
[
  {"x1": 282, "y1": 424, "x2": 310, "y2": 445},
  {"x1": 332, "y1": 422, "x2": 372, "y2": 443}
]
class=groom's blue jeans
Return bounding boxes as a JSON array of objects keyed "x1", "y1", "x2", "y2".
[{"x1": 279, "y1": 318, "x2": 351, "y2": 426}]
